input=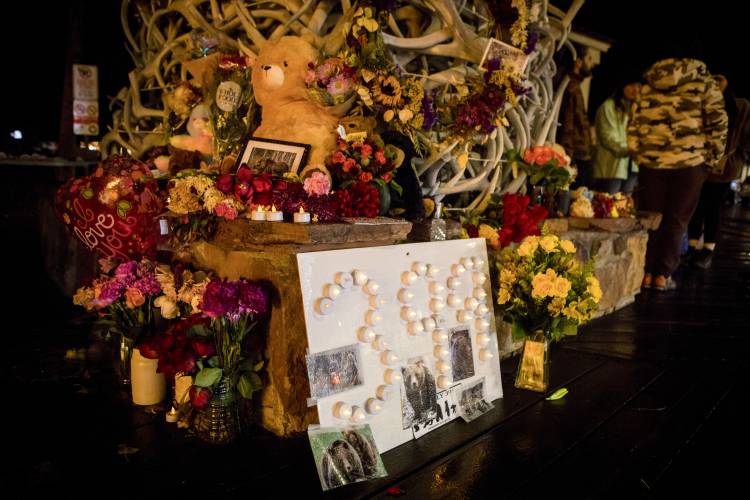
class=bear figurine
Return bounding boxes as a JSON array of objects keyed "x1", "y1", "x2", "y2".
[{"x1": 252, "y1": 36, "x2": 338, "y2": 179}]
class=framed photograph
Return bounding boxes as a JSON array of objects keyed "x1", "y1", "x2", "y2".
[
  {"x1": 236, "y1": 136, "x2": 310, "y2": 175},
  {"x1": 306, "y1": 344, "x2": 364, "y2": 400},
  {"x1": 458, "y1": 377, "x2": 494, "y2": 423},
  {"x1": 479, "y1": 37, "x2": 529, "y2": 75},
  {"x1": 449, "y1": 328, "x2": 475, "y2": 382},
  {"x1": 308, "y1": 425, "x2": 387, "y2": 490}
]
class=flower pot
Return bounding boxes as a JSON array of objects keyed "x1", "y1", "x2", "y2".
[
  {"x1": 192, "y1": 377, "x2": 241, "y2": 445},
  {"x1": 130, "y1": 348, "x2": 166, "y2": 405},
  {"x1": 514, "y1": 333, "x2": 549, "y2": 393}
]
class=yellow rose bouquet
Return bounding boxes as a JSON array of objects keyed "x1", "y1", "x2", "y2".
[{"x1": 495, "y1": 234, "x2": 601, "y2": 342}]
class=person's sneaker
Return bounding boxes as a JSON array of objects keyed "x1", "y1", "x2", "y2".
[
  {"x1": 642, "y1": 273, "x2": 653, "y2": 289},
  {"x1": 691, "y1": 248, "x2": 714, "y2": 269},
  {"x1": 653, "y1": 275, "x2": 677, "y2": 291},
  {"x1": 681, "y1": 247, "x2": 698, "y2": 266}
]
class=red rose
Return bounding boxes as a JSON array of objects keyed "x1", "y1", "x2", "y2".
[
  {"x1": 343, "y1": 158, "x2": 356, "y2": 173},
  {"x1": 216, "y1": 174, "x2": 234, "y2": 194},
  {"x1": 358, "y1": 172, "x2": 373, "y2": 182},
  {"x1": 191, "y1": 338, "x2": 216, "y2": 358},
  {"x1": 170, "y1": 348, "x2": 197, "y2": 374},
  {"x1": 235, "y1": 182, "x2": 253, "y2": 202},
  {"x1": 466, "y1": 224, "x2": 479, "y2": 238},
  {"x1": 381, "y1": 172, "x2": 392, "y2": 183},
  {"x1": 189, "y1": 385, "x2": 212, "y2": 409},
  {"x1": 360, "y1": 143, "x2": 373, "y2": 158},
  {"x1": 375, "y1": 149, "x2": 386, "y2": 165},
  {"x1": 138, "y1": 338, "x2": 160, "y2": 359},
  {"x1": 252, "y1": 174, "x2": 273, "y2": 193},
  {"x1": 331, "y1": 151, "x2": 346, "y2": 164},
  {"x1": 236, "y1": 164, "x2": 253, "y2": 182},
  {"x1": 338, "y1": 140, "x2": 348, "y2": 151},
  {"x1": 498, "y1": 227, "x2": 515, "y2": 248}
]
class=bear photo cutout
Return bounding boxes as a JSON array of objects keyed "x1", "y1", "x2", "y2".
[
  {"x1": 297, "y1": 239, "x2": 504, "y2": 453},
  {"x1": 251, "y1": 36, "x2": 338, "y2": 180}
]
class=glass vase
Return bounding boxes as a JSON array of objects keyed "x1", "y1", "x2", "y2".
[
  {"x1": 117, "y1": 335, "x2": 136, "y2": 386},
  {"x1": 514, "y1": 332, "x2": 550, "y2": 393},
  {"x1": 193, "y1": 378, "x2": 241, "y2": 445}
]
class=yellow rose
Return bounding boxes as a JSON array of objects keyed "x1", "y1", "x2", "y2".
[
  {"x1": 587, "y1": 276, "x2": 602, "y2": 302},
  {"x1": 559, "y1": 239, "x2": 576, "y2": 253},
  {"x1": 500, "y1": 269, "x2": 516, "y2": 286},
  {"x1": 552, "y1": 276, "x2": 572, "y2": 298},
  {"x1": 539, "y1": 235, "x2": 559, "y2": 253},
  {"x1": 547, "y1": 297, "x2": 566, "y2": 315},
  {"x1": 155, "y1": 295, "x2": 179, "y2": 319},
  {"x1": 497, "y1": 287, "x2": 511, "y2": 305},
  {"x1": 562, "y1": 301, "x2": 585, "y2": 322},
  {"x1": 517, "y1": 236, "x2": 539, "y2": 257},
  {"x1": 478, "y1": 224, "x2": 500, "y2": 249},
  {"x1": 531, "y1": 269, "x2": 557, "y2": 299}
]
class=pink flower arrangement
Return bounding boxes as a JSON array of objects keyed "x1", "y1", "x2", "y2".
[{"x1": 303, "y1": 172, "x2": 332, "y2": 197}]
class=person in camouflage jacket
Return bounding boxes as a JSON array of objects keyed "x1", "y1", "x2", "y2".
[{"x1": 628, "y1": 58, "x2": 728, "y2": 290}]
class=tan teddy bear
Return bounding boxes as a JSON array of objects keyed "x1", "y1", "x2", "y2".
[{"x1": 252, "y1": 36, "x2": 338, "y2": 179}]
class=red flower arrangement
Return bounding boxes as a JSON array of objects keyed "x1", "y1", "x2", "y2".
[
  {"x1": 139, "y1": 315, "x2": 214, "y2": 381},
  {"x1": 327, "y1": 137, "x2": 401, "y2": 190},
  {"x1": 336, "y1": 182, "x2": 381, "y2": 218},
  {"x1": 497, "y1": 193, "x2": 549, "y2": 247}
]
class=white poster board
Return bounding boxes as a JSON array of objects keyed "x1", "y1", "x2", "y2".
[{"x1": 297, "y1": 239, "x2": 503, "y2": 452}]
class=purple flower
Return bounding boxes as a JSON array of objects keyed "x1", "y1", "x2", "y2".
[
  {"x1": 422, "y1": 91, "x2": 438, "y2": 130},
  {"x1": 200, "y1": 279, "x2": 240, "y2": 319},
  {"x1": 238, "y1": 281, "x2": 269, "y2": 316},
  {"x1": 135, "y1": 275, "x2": 162, "y2": 296},
  {"x1": 525, "y1": 32, "x2": 539, "y2": 55},
  {"x1": 98, "y1": 281, "x2": 126, "y2": 307},
  {"x1": 114, "y1": 261, "x2": 138, "y2": 286}
]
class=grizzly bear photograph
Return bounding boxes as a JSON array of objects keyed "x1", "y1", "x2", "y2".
[{"x1": 400, "y1": 356, "x2": 439, "y2": 429}]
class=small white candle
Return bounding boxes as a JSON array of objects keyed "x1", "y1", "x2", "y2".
[
  {"x1": 433, "y1": 345, "x2": 450, "y2": 360},
  {"x1": 372, "y1": 335, "x2": 389, "y2": 351},
  {"x1": 376, "y1": 384, "x2": 393, "y2": 401},
  {"x1": 401, "y1": 306, "x2": 417, "y2": 321},
  {"x1": 365, "y1": 310, "x2": 383, "y2": 325},
  {"x1": 401, "y1": 271, "x2": 419, "y2": 286},
  {"x1": 398, "y1": 288, "x2": 415, "y2": 303},
  {"x1": 460, "y1": 257, "x2": 474, "y2": 270},
  {"x1": 429, "y1": 282, "x2": 445, "y2": 295},
  {"x1": 333, "y1": 402, "x2": 352, "y2": 419},
  {"x1": 426, "y1": 264, "x2": 440, "y2": 278},
  {"x1": 479, "y1": 348, "x2": 494, "y2": 362},
  {"x1": 451, "y1": 264, "x2": 466, "y2": 276},
  {"x1": 447, "y1": 277, "x2": 461, "y2": 289},
  {"x1": 384, "y1": 369, "x2": 402, "y2": 385},
  {"x1": 364, "y1": 279, "x2": 380, "y2": 295},
  {"x1": 334, "y1": 272, "x2": 353, "y2": 289},
  {"x1": 475, "y1": 318, "x2": 491, "y2": 332},
  {"x1": 430, "y1": 298, "x2": 445, "y2": 313},
  {"x1": 436, "y1": 360, "x2": 452, "y2": 374},
  {"x1": 315, "y1": 297, "x2": 334, "y2": 315},
  {"x1": 411, "y1": 262, "x2": 428, "y2": 276},
  {"x1": 457, "y1": 309, "x2": 474, "y2": 323},
  {"x1": 293, "y1": 206, "x2": 311, "y2": 224},
  {"x1": 165, "y1": 406, "x2": 178, "y2": 423},
  {"x1": 465, "y1": 297, "x2": 479, "y2": 311},
  {"x1": 357, "y1": 327, "x2": 376, "y2": 343},
  {"x1": 447, "y1": 294, "x2": 462, "y2": 308},
  {"x1": 350, "y1": 406, "x2": 367, "y2": 423},
  {"x1": 380, "y1": 350, "x2": 399, "y2": 365},
  {"x1": 250, "y1": 206, "x2": 267, "y2": 221},
  {"x1": 407, "y1": 321, "x2": 425, "y2": 336},
  {"x1": 325, "y1": 283, "x2": 343, "y2": 300},
  {"x1": 476, "y1": 333, "x2": 491, "y2": 347},
  {"x1": 437, "y1": 375, "x2": 451, "y2": 389},
  {"x1": 474, "y1": 288, "x2": 488, "y2": 300},
  {"x1": 365, "y1": 398, "x2": 383, "y2": 415},
  {"x1": 475, "y1": 304, "x2": 490, "y2": 317},
  {"x1": 473, "y1": 272, "x2": 488, "y2": 285},
  {"x1": 421, "y1": 317, "x2": 437, "y2": 332},
  {"x1": 266, "y1": 205, "x2": 283, "y2": 221},
  {"x1": 432, "y1": 329, "x2": 449, "y2": 343},
  {"x1": 352, "y1": 269, "x2": 368, "y2": 286},
  {"x1": 369, "y1": 295, "x2": 386, "y2": 309}
]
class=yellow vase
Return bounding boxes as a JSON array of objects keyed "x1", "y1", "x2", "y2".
[{"x1": 514, "y1": 332, "x2": 549, "y2": 393}]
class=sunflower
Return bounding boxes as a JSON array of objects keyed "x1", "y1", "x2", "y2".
[{"x1": 371, "y1": 75, "x2": 403, "y2": 107}]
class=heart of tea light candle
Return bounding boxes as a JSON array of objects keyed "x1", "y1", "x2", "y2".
[
  {"x1": 266, "y1": 205, "x2": 283, "y2": 221},
  {"x1": 293, "y1": 206, "x2": 310, "y2": 223}
]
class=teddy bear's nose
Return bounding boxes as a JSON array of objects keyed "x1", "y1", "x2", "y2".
[{"x1": 262, "y1": 65, "x2": 271, "y2": 71}]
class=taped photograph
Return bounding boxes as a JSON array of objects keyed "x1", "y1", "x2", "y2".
[
  {"x1": 479, "y1": 37, "x2": 529, "y2": 75},
  {"x1": 412, "y1": 383, "x2": 460, "y2": 438},
  {"x1": 400, "y1": 355, "x2": 439, "y2": 430},
  {"x1": 449, "y1": 327, "x2": 475, "y2": 382},
  {"x1": 458, "y1": 377, "x2": 494, "y2": 423},
  {"x1": 306, "y1": 344, "x2": 363, "y2": 400},
  {"x1": 308, "y1": 425, "x2": 387, "y2": 491}
]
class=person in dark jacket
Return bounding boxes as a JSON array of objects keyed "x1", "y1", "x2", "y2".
[
  {"x1": 628, "y1": 58, "x2": 728, "y2": 291},
  {"x1": 558, "y1": 48, "x2": 595, "y2": 188},
  {"x1": 686, "y1": 74, "x2": 750, "y2": 268}
]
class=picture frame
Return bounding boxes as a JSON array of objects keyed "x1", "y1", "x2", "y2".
[
  {"x1": 479, "y1": 37, "x2": 529, "y2": 75},
  {"x1": 236, "y1": 136, "x2": 311, "y2": 175}
]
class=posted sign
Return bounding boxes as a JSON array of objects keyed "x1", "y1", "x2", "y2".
[{"x1": 72, "y1": 64, "x2": 99, "y2": 136}]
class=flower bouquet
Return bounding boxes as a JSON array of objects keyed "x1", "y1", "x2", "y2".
[
  {"x1": 509, "y1": 144, "x2": 576, "y2": 214},
  {"x1": 327, "y1": 136, "x2": 404, "y2": 217},
  {"x1": 73, "y1": 260, "x2": 164, "y2": 385},
  {"x1": 305, "y1": 57, "x2": 359, "y2": 109},
  {"x1": 495, "y1": 234, "x2": 601, "y2": 392},
  {"x1": 190, "y1": 277, "x2": 270, "y2": 443},
  {"x1": 462, "y1": 193, "x2": 548, "y2": 250}
]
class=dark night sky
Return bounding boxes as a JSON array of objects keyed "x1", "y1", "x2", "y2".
[{"x1": 0, "y1": 1, "x2": 744, "y2": 148}]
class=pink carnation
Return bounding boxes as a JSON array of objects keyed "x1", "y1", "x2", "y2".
[
  {"x1": 360, "y1": 143, "x2": 373, "y2": 158},
  {"x1": 331, "y1": 151, "x2": 346, "y2": 164},
  {"x1": 303, "y1": 172, "x2": 331, "y2": 196},
  {"x1": 214, "y1": 201, "x2": 238, "y2": 220}
]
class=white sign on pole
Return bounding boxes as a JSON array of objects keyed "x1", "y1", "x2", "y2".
[
  {"x1": 73, "y1": 99, "x2": 99, "y2": 136},
  {"x1": 73, "y1": 64, "x2": 98, "y2": 100}
]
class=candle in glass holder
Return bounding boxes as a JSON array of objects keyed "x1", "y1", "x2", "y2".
[
  {"x1": 293, "y1": 206, "x2": 311, "y2": 224},
  {"x1": 266, "y1": 205, "x2": 284, "y2": 221},
  {"x1": 165, "y1": 406, "x2": 178, "y2": 423},
  {"x1": 250, "y1": 206, "x2": 267, "y2": 221}
]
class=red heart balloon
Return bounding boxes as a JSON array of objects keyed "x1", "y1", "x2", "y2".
[{"x1": 56, "y1": 156, "x2": 165, "y2": 261}]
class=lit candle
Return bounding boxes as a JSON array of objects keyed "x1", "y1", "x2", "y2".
[
  {"x1": 433, "y1": 345, "x2": 450, "y2": 360},
  {"x1": 384, "y1": 368, "x2": 402, "y2": 384},
  {"x1": 479, "y1": 348, "x2": 494, "y2": 362},
  {"x1": 432, "y1": 329, "x2": 449, "y2": 343},
  {"x1": 350, "y1": 406, "x2": 367, "y2": 423},
  {"x1": 357, "y1": 327, "x2": 376, "y2": 343},
  {"x1": 436, "y1": 360, "x2": 452, "y2": 374},
  {"x1": 293, "y1": 206, "x2": 311, "y2": 224},
  {"x1": 250, "y1": 206, "x2": 267, "y2": 221},
  {"x1": 407, "y1": 321, "x2": 425, "y2": 336},
  {"x1": 457, "y1": 309, "x2": 474, "y2": 323},
  {"x1": 266, "y1": 205, "x2": 284, "y2": 222},
  {"x1": 333, "y1": 401, "x2": 352, "y2": 419},
  {"x1": 476, "y1": 333, "x2": 491, "y2": 347},
  {"x1": 437, "y1": 375, "x2": 451, "y2": 389},
  {"x1": 465, "y1": 297, "x2": 479, "y2": 310},
  {"x1": 421, "y1": 317, "x2": 437, "y2": 332},
  {"x1": 376, "y1": 384, "x2": 392, "y2": 401},
  {"x1": 365, "y1": 398, "x2": 383, "y2": 415},
  {"x1": 165, "y1": 406, "x2": 178, "y2": 423}
]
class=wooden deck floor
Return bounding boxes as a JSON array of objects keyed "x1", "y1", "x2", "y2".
[{"x1": 2, "y1": 205, "x2": 748, "y2": 499}]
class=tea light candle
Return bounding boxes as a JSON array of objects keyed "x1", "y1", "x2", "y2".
[
  {"x1": 365, "y1": 398, "x2": 383, "y2": 415},
  {"x1": 333, "y1": 402, "x2": 352, "y2": 419},
  {"x1": 465, "y1": 297, "x2": 479, "y2": 310},
  {"x1": 476, "y1": 333, "x2": 491, "y2": 347},
  {"x1": 357, "y1": 327, "x2": 376, "y2": 343},
  {"x1": 451, "y1": 263, "x2": 466, "y2": 276},
  {"x1": 325, "y1": 283, "x2": 343, "y2": 300},
  {"x1": 352, "y1": 269, "x2": 368, "y2": 286},
  {"x1": 433, "y1": 345, "x2": 450, "y2": 360},
  {"x1": 426, "y1": 264, "x2": 440, "y2": 278},
  {"x1": 372, "y1": 335, "x2": 389, "y2": 351},
  {"x1": 479, "y1": 348, "x2": 494, "y2": 362},
  {"x1": 460, "y1": 257, "x2": 474, "y2": 270},
  {"x1": 432, "y1": 314, "x2": 447, "y2": 327},
  {"x1": 364, "y1": 279, "x2": 380, "y2": 295},
  {"x1": 473, "y1": 272, "x2": 488, "y2": 285},
  {"x1": 398, "y1": 288, "x2": 415, "y2": 303},
  {"x1": 475, "y1": 318, "x2": 491, "y2": 332},
  {"x1": 447, "y1": 294, "x2": 462, "y2": 308},
  {"x1": 473, "y1": 256, "x2": 485, "y2": 268},
  {"x1": 447, "y1": 277, "x2": 461, "y2": 289},
  {"x1": 266, "y1": 205, "x2": 283, "y2": 221},
  {"x1": 457, "y1": 309, "x2": 474, "y2": 323},
  {"x1": 429, "y1": 282, "x2": 445, "y2": 295},
  {"x1": 432, "y1": 329, "x2": 449, "y2": 343},
  {"x1": 315, "y1": 297, "x2": 334, "y2": 315},
  {"x1": 475, "y1": 304, "x2": 490, "y2": 317},
  {"x1": 407, "y1": 321, "x2": 425, "y2": 336},
  {"x1": 436, "y1": 360, "x2": 452, "y2": 374},
  {"x1": 365, "y1": 310, "x2": 383, "y2": 326},
  {"x1": 380, "y1": 350, "x2": 399, "y2": 365},
  {"x1": 401, "y1": 306, "x2": 417, "y2": 321},
  {"x1": 422, "y1": 317, "x2": 437, "y2": 332},
  {"x1": 165, "y1": 406, "x2": 178, "y2": 423},
  {"x1": 473, "y1": 288, "x2": 488, "y2": 300},
  {"x1": 250, "y1": 206, "x2": 267, "y2": 221},
  {"x1": 384, "y1": 369, "x2": 401, "y2": 385},
  {"x1": 430, "y1": 298, "x2": 445, "y2": 313},
  {"x1": 369, "y1": 295, "x2": 386, "y2": 309},
  {"x1": 401, "y1": 271, "x2": 419, "y2": 286},
  {"x1": 412, "y1": 262, "x2": 428, "y2": 276},
  {"x1": 437, "y1": 375, "x2": 451, "y2": 389},
  {"x1": 293, "y1": 206, "x2": 311, "y2": 224},
  {"x1": 350, "y1": 406, "x2": 367, "y2": 423},
  {"x1": 376, "y1": 384, "x2": 393, "y2": 400},
  {"x1": 335, "y1": 272, "x2": 353, "y2": 289}
]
